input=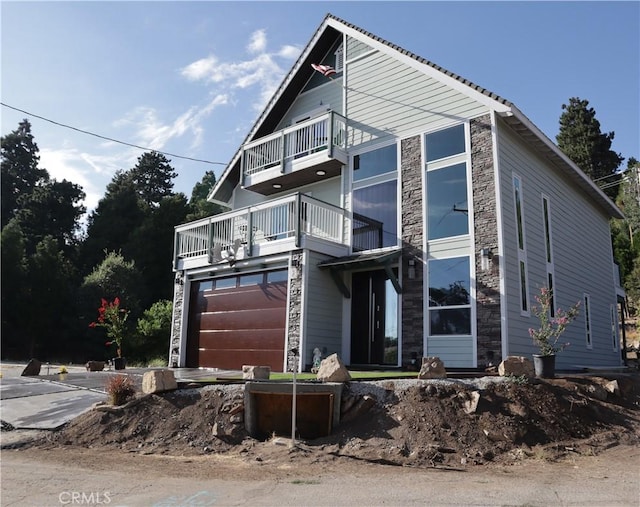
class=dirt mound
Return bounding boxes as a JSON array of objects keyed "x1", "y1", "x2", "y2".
[{"x1": 31, "y1": 374, "x2": 640, "y2": 469}]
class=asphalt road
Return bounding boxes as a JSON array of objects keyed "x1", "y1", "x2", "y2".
[{"x1": 1, "y1": 445, "x2": 639, "y2": 507}]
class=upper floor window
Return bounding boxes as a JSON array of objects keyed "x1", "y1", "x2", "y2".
[
  {"x1": 428, "y1": 256, "x2": 472, "y2": 335},
  {"x1": 352, "y1": 144, "x2": 398, "y2": 251},
  {"x1": 427, "y1": 163, "x2": 469, "y2": 240},
  {"x1": 426, "y1": 124, "x2": 465, "y2": 162},
  {"x1": 353, "y1": 144, "x2": 397, "y2": 181}
]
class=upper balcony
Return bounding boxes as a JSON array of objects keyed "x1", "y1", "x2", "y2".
[
  {"x1": 241, "y1": 111, "x2": 348, "y2": 195},
  {"x1": 173, "y1": 193, "x2": 384, "y2": 272}
]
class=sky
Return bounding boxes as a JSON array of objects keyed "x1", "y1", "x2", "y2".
[{"x1": 2, "y1": 1, "x2": 639, "y2": 220}]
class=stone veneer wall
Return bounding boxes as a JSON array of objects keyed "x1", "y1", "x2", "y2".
[
  {"x1": 400, "y1": 135, "x2": 425, "y2": 366},
  {"x1": 470, "y1": 115, "x2": 502, "y2": 368},
  {"x1": 169, "y1": 271, "x2": 185, "y2": 367},
  {"x1": 286, "y1": 251, "x2": 303, "y2": 372}
]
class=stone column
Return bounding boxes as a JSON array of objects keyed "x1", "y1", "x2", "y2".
[
  {"x1": 169, "y1": 271, "x2": 185, "y2": 368},
  {"x1": 286, "y1": 251, "x2": 303, "y2": 372},
  {"x1": 400, "y1": 135, "x2": 424, "y2": 367},
  {"x1": 470, "y1": 115, "x2": 502, "y2": 368}
]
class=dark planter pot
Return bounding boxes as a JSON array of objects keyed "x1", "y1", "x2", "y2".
[
  {"x1": 113, "y1": 357, "x2": 126, "y2": 370},
  {"x1": 533, "y1": 354, "x2": 555, "y2": 378}
]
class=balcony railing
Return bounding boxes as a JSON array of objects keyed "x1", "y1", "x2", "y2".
[
  {"x1": 241, "y1": 111, "x2": 347, "y2": 181},
  {"x1": 174, "y1": 193, "x2": 357, "y2": 269}
]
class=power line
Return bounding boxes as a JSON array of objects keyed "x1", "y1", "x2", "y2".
[{"x1": 1, "y1": 102, "x2": 227, "y2": 166}]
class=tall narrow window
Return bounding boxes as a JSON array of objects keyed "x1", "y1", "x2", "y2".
[
  {"x1": 513, "y1": 175, "x2": 528, "y2": 313},
  {"x1": 584, "y1": 294, "x2": 592, "y2": 349},
  {"x1": 610, "y1": 305, "x2": 618, "y2": 352},
  {"x1": 542, "y1": 196, "x2": 555, "y2": 317},
  {"x1": 352, "y1": 144, "x2": 398, "y2": 251}
]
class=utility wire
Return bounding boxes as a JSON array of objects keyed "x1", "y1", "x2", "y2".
[{"x1": 1, "y1": 102, "x2": 227, "y2": 166}]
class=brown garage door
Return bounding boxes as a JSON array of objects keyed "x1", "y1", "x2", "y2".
[{"x1": 186, "y1": 270, "x2": 288, "y2": 371}]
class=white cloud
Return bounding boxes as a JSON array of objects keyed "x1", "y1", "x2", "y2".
[
  {"x1": 116, "y1": 93, "x2": 228, "y2": 152},
  {"x1": 247, "y1": 29, "x2": 267, "y2": 54},
  {"x1": 181, "y1": 29, "x2": 302, "y2": 111}
]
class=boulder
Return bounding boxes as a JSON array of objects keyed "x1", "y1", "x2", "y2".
[
  {"x1": 141, "y1": 369, "x2": 177, "y2": 394},
  {"x1": 85, "y1": 361, "x2": 105, "y2": 372},
  {"x1": 418, "y1": 357, "x2": 447, "y2": 379},
  {"x1": 242, "y1": 365, "x2": 271, "y2": 380},
  {"x1": 316, "y1": 353, "x2": 351, "y2": 382},
  {"x1": 498, "y1": 356, "x2": 534, "y2": 378},
  {"x1": 459, "y1": 390, "x2": 481, "y2": 414},
  {"x1": 21, "y1": 359, "x2": 41, "y2": 376}
]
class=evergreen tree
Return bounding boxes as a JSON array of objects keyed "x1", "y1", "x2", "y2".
[
  {"x1": 185, "y1": 170, "x2": 225, "y2": 222},
  {"x1": 556, "y1": 97, "x2": 624, "y2": 200},
  {"x1": 128, "y1": 152, "x2": 178, "y2": 208},
  {"x1": 1, "y1": 119, "x2": 49, "y2": 227}
]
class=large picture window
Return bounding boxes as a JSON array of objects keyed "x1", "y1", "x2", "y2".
[
  {"x1": 352, "y1": 144, "x2": 398, "y2": 251},
  {"x1": 427, "y1": 163, "x2": 469, "y2": 240},
  {"x1": 428, "y1": 256, "x2": 471, "y2": 335}
]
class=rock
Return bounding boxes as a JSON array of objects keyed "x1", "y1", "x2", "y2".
[
  {"x1": 459, "y1": 391, "x2": 481, "y2": 414},
  {"x1": 21, "y1": 359, "x2": 41, "y2": 376},
  {"x1": 316, "y1": 353, "x2": 351, "y2": 382},
  {"x1": 242, "y1": 365, "x2": 271, "y2": 380},
  {"x1": 141, "y1": 370, "x2": 177, "y2": 394},
  {"x1": 417, "y1": 357, "x2": 446, "y2": 379},
  {"x1": 604, "y1": 380, "x2": 620, "y2": 396},
  {"x1": 498, "y1": 356, "x2": 534, "y2": 377},
  {"x1": 584, "y1": 383, "x2": 608, "y2": 401},
  {"x1": 85, "y1": 361, "x2": 105, "y2": 372}
]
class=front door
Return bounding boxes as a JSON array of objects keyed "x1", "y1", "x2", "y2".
[{"x1": 350, "y1": 270, "x2": 398, "y2": 365}]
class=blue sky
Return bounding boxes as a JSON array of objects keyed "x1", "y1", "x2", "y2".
[{"x1": 2, "y1": 1, "x2": 638, "y2": 217}]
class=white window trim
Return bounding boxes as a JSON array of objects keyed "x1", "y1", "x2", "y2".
[
  {"x1": 584, "y1": 293, "x2": 593, "y2": 349},
  {"x1": 610, "y1": 304, "x2": 619, "y2": 352},
  {"x1": 542, "y1": 195, "x2": 556, "y2": 316},
  {"x1": 513, "y1": 174, "x2": 529, "y2": 316}
]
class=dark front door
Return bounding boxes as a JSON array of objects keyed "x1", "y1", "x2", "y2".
[{"x1": 351, "y1": 270, "x2": 391, "y2": 365}]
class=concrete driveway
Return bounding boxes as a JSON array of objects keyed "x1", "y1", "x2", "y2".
[{"x1": 0, "y1": 362, "x2": 237, "y2": 431}]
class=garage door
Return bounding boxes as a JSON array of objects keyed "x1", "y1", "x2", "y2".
[{"x1": 186, "y1": 270, "x2": 288, "y2": 371}]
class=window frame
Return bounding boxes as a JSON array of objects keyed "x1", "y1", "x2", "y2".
[{"x1": 513, "y1": 174, "x2": 529, "y2": 315}]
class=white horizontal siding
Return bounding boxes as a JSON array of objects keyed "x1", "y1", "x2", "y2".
[
  {"x1": 302, "y1": 251, "x2": 344, "y2": 367},
  {"x1": 278, "y1": 81, "x2": 344, "y2": 129},
  {"x1": 346, "y1": 35, "x2": 371, "y2": 61},
  {"x1": 425, "y1": 336, "x2": 474, "y2": 368},
  {"x1": 497, "y1": 120, "x2": 620, "y2": 368},
  {"x1": 346, "y1": 50, "x2": 488, "y2": 149}
]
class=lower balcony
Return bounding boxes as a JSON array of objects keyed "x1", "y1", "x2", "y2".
[{"x1": 174, "y1": 194, "x2": 386, "y2": 271}]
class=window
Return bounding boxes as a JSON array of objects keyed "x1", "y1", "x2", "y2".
[
  {"x1": 426, "y1": 124, "x2": 465, "y2": 162},
  {"x1": 542, "y1": 196, "x2": 555, "y2": 316},
  {"x1": 267, "y1": 270, "x2": 288, "y2": 283},
  {"x1": 239, "y1": 274, "x2": 263, "y2": 287},
  {"x1": 352, "y1": 144, "x2": 398, "y2": 250},
  {"x1": 427, "y1": 163, "x2": 469, "y2": 240},
  {"x1": 353, "y1": 144, "x2": 397, "y2": 181},
  {"x1": 584, "y1": 294, "x2": 592, "y2": 349},
  {"x1": 610, "y1": 305, "x2": 618, "y2": 352},
  {"x1": 513, "y1": 175, "x2": 529, "y2": 314},
  {"x1": 214, "y1": 277, "x2": 236, "y2": 290},
  {"x1": 428, "y1": 257, "x2": 471, "y2": 335}
]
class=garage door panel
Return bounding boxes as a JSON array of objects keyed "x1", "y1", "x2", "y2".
[
  {"x1": 198, "y1": 349, "x2": 283, "y2": 371},
  {"x1": 187, "y1": 271, "x2": 288, "y2": 371},
  {"x1": 202, "y1": 285, "x2": 287, "y2": 312},
  {"x1": 198, "y1": 329, "x2": 284, "y2": 350},
  {"x1": 199, "y1": 308, "x2": 286, "y2": 329}
]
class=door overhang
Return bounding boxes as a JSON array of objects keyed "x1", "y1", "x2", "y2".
[{"x1": 318, "y1": 248, "x2": 402, "y2": 298}]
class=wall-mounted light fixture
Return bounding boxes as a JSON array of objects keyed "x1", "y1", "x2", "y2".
[
  {"x1": 408, "y1": 258, "x2": 416, "y2": 280},
  {"x1": 480, "y1": 248, "x2": 493, "y2": 271}
]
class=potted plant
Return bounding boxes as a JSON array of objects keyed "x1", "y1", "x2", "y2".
[
  {"x1": 89, "y1": 297, "x2": 130, "y2": 370},
  {"x1": 529, "y1": 287, "x2": 580, "y2": 378}
]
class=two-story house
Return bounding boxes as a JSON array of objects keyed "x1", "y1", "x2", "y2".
[{"x1": 169, "y1": 14, "x2": 624, "y2": 373}]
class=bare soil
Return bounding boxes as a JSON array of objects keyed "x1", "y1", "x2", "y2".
[{"x1": 18, "y1": 373, "x2": 640, "y2": 474}]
